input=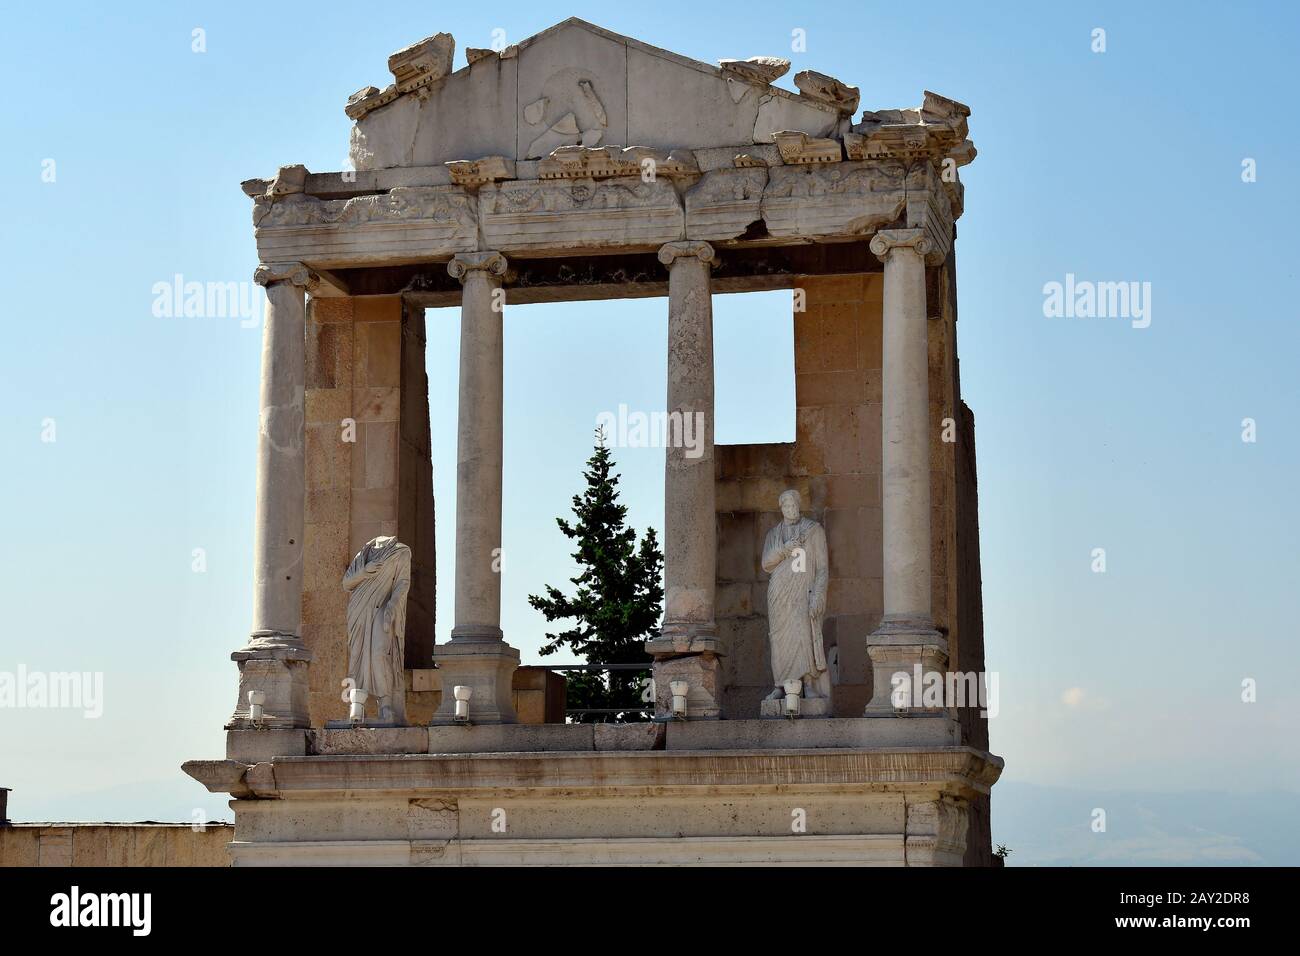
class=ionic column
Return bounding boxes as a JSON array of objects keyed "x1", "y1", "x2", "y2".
[
  {"x1": 229, "y1": 262, "x2": 315, "y2": 730},
  {"x1": 864, "y1": 229, "x2": 947, "y2": 715},
  {"x1": 431, "y1": 251, "x2": 518, "y2": 724},
  {"x1": 646, "y1": 240, "x2": 723, "y2": 719}
]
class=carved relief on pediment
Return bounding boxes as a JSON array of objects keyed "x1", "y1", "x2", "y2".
[{"x1": 523, "y1": 69, "x2": 612, "y2": 158}]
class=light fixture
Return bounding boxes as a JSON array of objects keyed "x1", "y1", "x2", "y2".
[
  {"x1": 348, "y1": 687, "x2": 367, "y2": 725},
  {"x1": 453, "y1": 685, "x2": 473, "y2": 723},
  {"x1": 670, "y1": 680, "x2": 689, "y2": 718},
  {"x1": 783, "y1": 679, "x2": 803, "y2": 717},
  {"x1": 246, "y1": 690, "x2": 265, "y2": 727}
]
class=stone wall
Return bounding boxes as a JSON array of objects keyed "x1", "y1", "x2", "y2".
[
  {"x1": 302, "y1": 295, "x2": 437, "y2": 726},
  {"x1": 0, "y1": 824, "x2": 232, "y2": 867},
  {"x1": 715, "y1": 273, "x2": 885, "y2": 717},
  {"x1": 713, "y1": 266, "x2": 991, "y2": 770}
]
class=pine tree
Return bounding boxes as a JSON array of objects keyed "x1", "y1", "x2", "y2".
[{"x1": 528, "y1": 428, "x2": 663, "y2": 722}]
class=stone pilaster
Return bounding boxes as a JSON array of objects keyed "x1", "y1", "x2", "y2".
[
  {"x1": 864, "y1": 230, "x2": 947, "y2": 715},
  {"x1": 431, "y1": 251, "x2": 518, "y2": 725},
  {"x1": 646, "y1": 240, "x2": 722, "y2": 719},
  {"x1": 229, "y1": 262, "x2": 316, "y2": 729}
]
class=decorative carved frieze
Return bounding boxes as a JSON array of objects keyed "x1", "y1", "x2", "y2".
[
  {"x1": 479, "y1": 177, "x2": 684, "y2": 253},
  {"x1": 793, "y1": 70, "x2": 860, "y2": 114},
  {"x1": 733, "y1": 154, "x2": 768, "y2": 168},
  {"x1": 761, "y1": 161, "x2": 906, "y2": 239},
  {"x1": 905, "y1": 797, "x2": 968, "y2": 866},
  {"x1": 538, "y1": 145, "x2": 699, "y2": 181},
  {"x1": 718, "y1": 56, "x2": 791, "y2": 85},
  {"x1": 446, "y1": 156, "x2": 517, "y2": 187},
  {"x1": 772, "y1": 131, "x2": 842, "y2": 165},
  {"x1": 252, "y1": 186, "x2": 478, "y2": 266},
  {"x1": 685, "y1": 167, "x2": 768, "y2": 241}
]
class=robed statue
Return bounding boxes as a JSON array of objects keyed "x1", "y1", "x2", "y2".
[
  {"x1": 343, "y1": 535, "x2": 411, "y2": 724},
  {"x1": 761, "y1": 490, "x2": 831, "y2": 705}
]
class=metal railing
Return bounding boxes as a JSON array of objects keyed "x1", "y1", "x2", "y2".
[{"x1": 531, "y1": 662, "x2": 653, "y2": 719}]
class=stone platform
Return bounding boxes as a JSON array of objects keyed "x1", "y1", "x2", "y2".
[{"x1": 186, "y1": 720, "x2": 998, "y2": 866}]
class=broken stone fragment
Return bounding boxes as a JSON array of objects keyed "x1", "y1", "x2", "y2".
[
  {"x1": 388, "y1": 32, "x2": 455, "y2": 89},
  {"x1": 348, "y1": 86, "x2": 380, "y2": 108},
  {"x1": 733, "y1": 153, "x2": 768, "y2": 168},
  {"x1": 465, "y1": 47, "x2": 496, "y2": 64},
  {"x1": 445, "y1": 155, "x2": 517, "y2": 186},
  {"x1": 794, "y1": 70, "x2": 860, "y2": 114},
  {"x1": 240, "y1": 177, "x2": 271, "y2": 198},
  {"x1": 270, "y1": 164, "x2": 309, "y2": 196},
  {"x1": 772, "y1": 131, "x2": 842, "y2": 165},
  {"x1": 719, "y1": 56, "x2": 791, "y2": 84}
]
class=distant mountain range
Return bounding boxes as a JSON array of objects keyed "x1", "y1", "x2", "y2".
[{"x1": 993, "y1": 781, "x2": 1299, "y2": 866}]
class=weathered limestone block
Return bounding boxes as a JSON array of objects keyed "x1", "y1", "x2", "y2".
[
  {"x1": 753, "y1": 91, "x2": 842, "y2": 143},
  {"x1": 253, "y1": 187, "x2": 478, "y2": 267},
  {"x1": 718, "y1": 56, "x2": 790, "y2": 84},
  {"x1": 760, "y1": 161, "x2": 905, "y2": 239},
  {"x1": 653, "y1": 653, "x2": 722, "y2": 719},
  {"x1": 479, "y1": 177, "x2": 684, "y2": 253},
  {"x1": 684, "y1": 167, "x2": 767, "y2": 241},
  {"x1": 793, "y1": 70, "x2": 860, "y2": 114}
]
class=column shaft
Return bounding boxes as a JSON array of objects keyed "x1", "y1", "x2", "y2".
[
  {"x1": 451, "y1": 257, "x2": 506, "y2": 642},
  {"x1": 250, "y1": 267, "x2": 309, "y2": 643},
  {"x1": 878, "y1": 235, "x2": 932, "y2": 625},
  {"x1": 660, "y1": 241, "x2": 718, "y2": 639}
]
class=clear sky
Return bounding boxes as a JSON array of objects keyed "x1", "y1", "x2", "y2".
[{"x1": 1, "y1": 1, "x2": 1297, "y2": 862}]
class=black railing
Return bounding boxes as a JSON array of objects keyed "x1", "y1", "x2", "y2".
[{"x1": 532, "y1": 663, "x2": 653, "y2": 719}]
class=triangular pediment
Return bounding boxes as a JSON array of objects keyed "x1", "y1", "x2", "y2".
[{"x1": 348, "y1": 18, "x2": 850, "y2": 170}]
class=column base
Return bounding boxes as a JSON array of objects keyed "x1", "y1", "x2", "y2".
[
  {"x1": 429, "y1": 641, "x2": 520, "y2": 725},
  {"x1": 864, "y1": 618, "x2": 948, "y2": 717},
  {"x1": 227, "y1": 641, "x2": 313, "y2": 730}
]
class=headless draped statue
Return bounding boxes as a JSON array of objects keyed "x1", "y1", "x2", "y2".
[
  {"x1": 343, "y1": 535, "x2": 411, "y2": 725},
  {"x1": 761, "y1": 489, "x2": 831, "y2": 704}
]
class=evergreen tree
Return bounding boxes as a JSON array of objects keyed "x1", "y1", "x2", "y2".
[{"x1": 529, "y1": 428, "x2": 663, "y2": 722}]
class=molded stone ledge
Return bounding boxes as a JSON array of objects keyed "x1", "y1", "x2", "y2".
[
  {"x1": 254, "y1": 747, "x2": 1003, "y2": 796},
  {"x1": 310, "y1": 727, "x2": 430, "y2": 755},
  {"x1": 428, "y1": 723, "x2": 596, "y2": 754},
  {"x1": 665, "y1": 716, "x2": 957, "y2": 751}
]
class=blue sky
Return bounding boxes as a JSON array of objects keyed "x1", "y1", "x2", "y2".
[{"x1": 1, "y1": 1, "x2": 1297, "y2": 861}]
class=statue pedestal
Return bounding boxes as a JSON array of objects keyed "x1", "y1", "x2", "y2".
[
  {"x1": 429, "y1": 641, "x2": 520, "y2": 725},
  {"x1": 759, "y1": 697, "x2": 832, "y2": 719}
]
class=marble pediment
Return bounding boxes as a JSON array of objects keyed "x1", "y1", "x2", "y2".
[{"x1": 348, "y1": 18, "x2": 848, "y2": 170}]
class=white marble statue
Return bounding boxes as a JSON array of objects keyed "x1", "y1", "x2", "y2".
[
  {"x1": 343, "y1": 535, "x2": 411, "y2": 724},
  {"x1": 761, "y1": 490, "x2": 831, "y2": 705}
]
